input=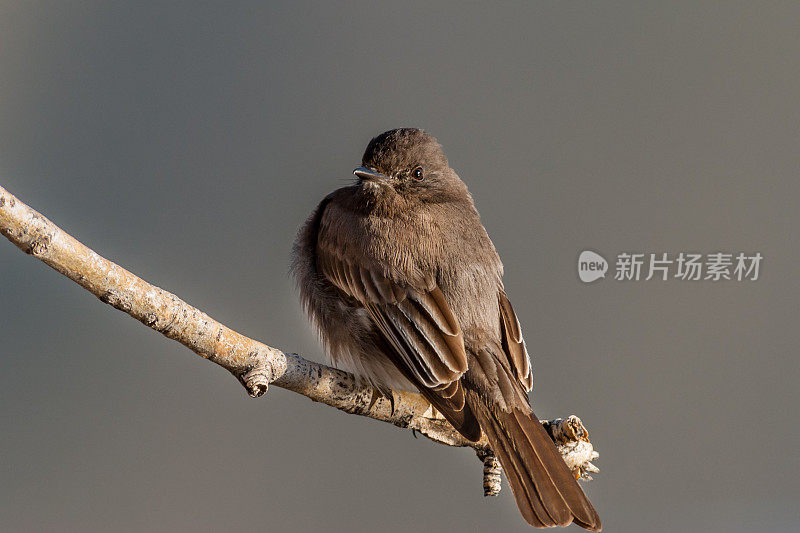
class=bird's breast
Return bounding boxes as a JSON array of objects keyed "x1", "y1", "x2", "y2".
[{"x1": 320, "y1": 197, "x2": 503, "y2": 337}]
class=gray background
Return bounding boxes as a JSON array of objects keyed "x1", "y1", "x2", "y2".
[{"x1": 1, "y1": 2, "x2": 798, "y2": 532}]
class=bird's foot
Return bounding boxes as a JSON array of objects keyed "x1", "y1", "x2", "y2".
[{"x1": 366, "y1": 384, "x2": 395, "y2": 415}]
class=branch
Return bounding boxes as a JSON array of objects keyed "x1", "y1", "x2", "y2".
[{"x1": 0, "y1": 184, "x2": 599, "y2": 495}]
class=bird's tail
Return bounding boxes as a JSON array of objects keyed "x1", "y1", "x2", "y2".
[{"x1": 470, "y1": 397, "x2": 602, "y2": 531}]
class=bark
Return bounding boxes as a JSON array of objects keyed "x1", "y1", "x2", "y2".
[{"x1": 0, "y1": 184, "x2": 599, "y2": 495}]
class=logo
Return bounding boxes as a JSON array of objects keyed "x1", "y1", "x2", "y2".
[
  {"x1": 577, "y1": 250, "x2": 762, "y2": 283},
  {"x1": 578, "y1": 251, "x2": 608, "y2": 283}
]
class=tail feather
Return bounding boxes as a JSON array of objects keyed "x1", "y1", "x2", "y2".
[
  {"x1": 471, "y1": 397, "x2": 602, "y2": 531},
  {"x1": 479, "y1": 406, "x2": 565, "y2": 527}
]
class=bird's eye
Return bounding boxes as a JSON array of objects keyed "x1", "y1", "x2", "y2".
[{"x1": 412, "y1": 167, "x2": 424, "y2": 180}]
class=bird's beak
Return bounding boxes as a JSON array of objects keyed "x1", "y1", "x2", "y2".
[{"x1": 353, "y1": 166, "x2": 390, "y2": 181}]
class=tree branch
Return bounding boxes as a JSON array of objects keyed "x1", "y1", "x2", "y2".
[{"x1": 0, "y1": 184, "x2": 599, "y2": 495}]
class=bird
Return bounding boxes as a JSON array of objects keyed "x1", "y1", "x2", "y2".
[{"x1": 291, "y1": 128, "x2": 601, "y2": 530}]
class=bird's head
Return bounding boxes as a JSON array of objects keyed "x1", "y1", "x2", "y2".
[{"x1": 353, "y1": 128, "x2": 467, "y2": 205}]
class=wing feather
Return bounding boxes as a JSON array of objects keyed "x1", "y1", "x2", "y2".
[
  {"x1": 318, "y1": 248, "x2": 468, "y2": 389},
  {"x1": 499, "y1": 291, "x2": 534, "y2": 391}
]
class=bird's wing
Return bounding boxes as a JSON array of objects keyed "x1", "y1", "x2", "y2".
[
  {"x1": 316, "y1": 237, "x2": 481, "y2": 440},
  {"x1": 498, "y1": 291, "x2": 534, "y2": 391},
  {"x1": 317, "y1": 246, "x2": 468, "y2": 389}
]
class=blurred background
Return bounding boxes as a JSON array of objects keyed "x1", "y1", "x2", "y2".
[{"x1": 1, "y1": 2, "x2": 798, "y2": 531}]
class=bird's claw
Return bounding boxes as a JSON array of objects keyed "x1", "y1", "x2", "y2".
[{"x1": 366, "y1": 385, "x2": 396, "y2": 415}]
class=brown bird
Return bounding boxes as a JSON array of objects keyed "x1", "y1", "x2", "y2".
[{"x1": 291, "y1": 128, "x2": 601, "y2": 530}]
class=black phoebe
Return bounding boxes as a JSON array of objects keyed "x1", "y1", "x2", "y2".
[{"x1": 292, "y1": 128, "x2": 601, "y2": 530}]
